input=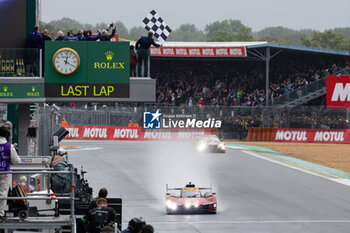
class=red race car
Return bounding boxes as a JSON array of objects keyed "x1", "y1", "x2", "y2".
[{"x1": 165, "y1": 182, "x2": 217, "y2": 214}]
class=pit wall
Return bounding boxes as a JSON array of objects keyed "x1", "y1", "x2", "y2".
[
  {"x1": 64, "y1": 126, "x2": 216, "y2": 140},
  {"x1": 245, "y1": 128, "x2": 350, "y2": 143}
]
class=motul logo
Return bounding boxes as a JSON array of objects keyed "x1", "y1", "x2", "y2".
[
  {"x1": 113, "y1": 129, "x2": 139, "y2": 139},
  {"x1": 331, "y1": 83, "x2": 350, "y2": 101},
  {"x1": 83, "y1": 128, "x2": 107, "y2": 138},
  {"x1": 327, "y1": 75, "x2": 350, "y2": 108},
  {"x1": 144, "y1": 130, "x2": 172, "y2": 139},
  {"x1": 275, "y1": 130, "x2": 308, "y2": 141},
  {"x1": 67, "y1": 128, "x2": 79, "y2": 138},
  {"x1": 314, "y1": 131, "x2": 344, "y2": 142}
]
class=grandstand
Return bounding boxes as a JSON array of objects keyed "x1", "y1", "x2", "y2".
[{"x1": 150, "y1": 41, "x2": 349, "y2": 108}]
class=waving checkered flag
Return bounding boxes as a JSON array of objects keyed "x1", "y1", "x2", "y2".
[{"x1": 142, "y1": 10, "x2": 172, "y2": 43}]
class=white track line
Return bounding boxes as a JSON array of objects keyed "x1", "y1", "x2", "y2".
[{"x1": 123, "y1": 220, "x2": 350, "y2": 224}]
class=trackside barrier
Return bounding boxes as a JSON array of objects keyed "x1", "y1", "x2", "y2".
[
  {"x1": 64, "y1": 126, "x2": 212, "y2": 140},
  {"x1": 274, "y1": 128, "x2": 350, "y2": 143},
  {"x1": 0, "y1": 168, "x2": 76, "y2": 233},
  {"x1": 246, "y1": 128, "x2": 350, "y2": 143}
]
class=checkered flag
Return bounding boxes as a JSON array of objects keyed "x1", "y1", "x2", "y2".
[{"x1": 142, "y1": 10, "x2": 172, "y2": 43}]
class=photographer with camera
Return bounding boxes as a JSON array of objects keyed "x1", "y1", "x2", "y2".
[
  {"x1": 82, "y1": 198, "x2": 116, "y2": 233},
  {"x1": 100, "y1": 23, "x2": 116, "y2": 41}
]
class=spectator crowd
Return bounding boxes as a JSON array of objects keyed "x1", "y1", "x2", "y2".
[{"x1": 152, "y1": 57, "x2": 350, "y2": 107}]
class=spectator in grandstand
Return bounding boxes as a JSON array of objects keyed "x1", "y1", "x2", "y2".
[
  {"x1": 136, "y1": 32, "x2": 161, "y2": 77},
  {"x1": 188, "y1": 96, "x2": 193, "y2": 107},
  {"x1": 100, "y1": 24, "x2": 116, "y2": 41},
  {"x1": 28, "y1": 25, "x2": 42, "y2": 49},
  {"x1": 198, "y1": 97, "x2": 204, "y2": 107},
  {"x1": 0, "y1": 126, "x2": 21, "y2": 220},
  {"x1": 130, "y1": 45, "x2": 138, "y2": 77},
  {"x1": 55, "y1": 31, "x2": 65, "y2": 41},
  {"x1": 64, "y1": 30, "x2": 78, "y2": 41},
  {"x1": 89, "y1": 187, "x2": 108, "y2": 210},
  {"x1": 82, "y1": 198, "x2": 116, "y2": 233}
]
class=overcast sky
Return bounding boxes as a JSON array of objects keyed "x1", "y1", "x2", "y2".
[{"x1": 41, "y1": 0, "x2": 350, "y2": 32}]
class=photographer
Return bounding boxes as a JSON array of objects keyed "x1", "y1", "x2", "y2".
[
  {"x1": 82, "y1": 198, "x2": 116, "y2": 233},
  {"x1": 100, "y1": 23, "x2": 116, "y2": 41}
]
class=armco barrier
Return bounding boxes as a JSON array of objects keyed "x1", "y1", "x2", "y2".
[{"x1": 64, "y1": 126, "x2": 211, "y2": 140}]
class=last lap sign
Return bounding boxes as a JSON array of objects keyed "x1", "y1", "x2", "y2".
[
  {"x1": 326, "y1": 75, "x2": 350, "y2": 108},
  {"x1": 44, "y1": 41, "x2": 130, "y2": 99}
]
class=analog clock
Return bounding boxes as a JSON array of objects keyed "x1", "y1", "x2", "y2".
[{"x1": 52, "y1": 48, "x2": 80, "y2": 76}]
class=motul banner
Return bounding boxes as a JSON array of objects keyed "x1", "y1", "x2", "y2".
[
  {"x1": 326, "y1": 75, "x2": 350, "y2": 108},
  {"x1": 64, "y1": 126, "x2": 211, "y2": 140},
  {"x1": 150, "y1": 47, "x2": 247, "y2": 57},
  {"x1": 274, "y1": 128, "x2": 350, "y2": 143}
]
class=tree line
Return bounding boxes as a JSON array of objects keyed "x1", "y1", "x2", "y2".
[{"x1": 41, "y1": 17, "x2": 350, "y2": 51}]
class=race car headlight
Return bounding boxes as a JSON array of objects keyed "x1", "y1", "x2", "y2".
[
  {"x1": 219, "y1": 143, "x2": 225, "y2": 149},
  {"x1": 194, "y1": 202, "x2": 199, "y2": 208},
  {"x1": 198, "y1": 142, "x2": 206, "y2": 151},
  {"x1": 185, "y1": 202, "x2": 191, "y2": 208},
  {"x1": 166, "y1": 200, "x2": 177, "y2": 210}
]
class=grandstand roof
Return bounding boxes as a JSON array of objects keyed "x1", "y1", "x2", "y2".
[
  {"x1": 159, "y1": 41, "x2": 350, "y2": 57},
  {"x1": 161, "y1": 41, "x2": 268, "y2": 47}
]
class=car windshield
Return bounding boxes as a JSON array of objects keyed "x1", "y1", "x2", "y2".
[
  {"x1": 181, "y1": 190, "x2": 201, "y2": 198},
  {"x1": 202, "y1": 135, "x2": 220, "y2": 143}
]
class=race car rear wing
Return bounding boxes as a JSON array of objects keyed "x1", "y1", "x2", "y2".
[{"x1": 166, "y1": 183, "x2": 214, "y2": 193}]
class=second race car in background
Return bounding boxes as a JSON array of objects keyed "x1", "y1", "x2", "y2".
[
  {"x1": 195, "y1": 135, "x2": 226, "y2": 153},
  {"x1": 166, "y1": 182, "x2": 217, "y2": 214}
]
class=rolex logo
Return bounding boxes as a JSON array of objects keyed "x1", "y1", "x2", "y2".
[
  {"x1": 32, "y1": 86, "x2": 36, "y2": 92},
  {"x1": 105, "y1": 51, "x2": 114, "y2": 61},
  {"x1": 3, "y1": 86, "x2": 8, "y2": 92}
]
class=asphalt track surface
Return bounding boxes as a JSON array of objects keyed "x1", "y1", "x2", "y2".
[{"x1": 66, "y1": 140, "x2": 350, "y2": 233}]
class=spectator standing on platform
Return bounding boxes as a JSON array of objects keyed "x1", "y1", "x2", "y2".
[
  {"x1": 41, "y1": 29, "x2": 53, "y2": 75},
  {"x1": 100, "y1": 24, "x2": 116, "y2": 41},
  {"x1": 130, "y1": 45, "x2": 138, "y2": 77},
  {"x1": 135, "y1": 32, "x2": 161, "y2": 77},
  {"x1": 27, "y1": 25, "x2": 42, "y2": 75},
  {"x1": 28, "y1": 25, "x2": 42, "y2": 49},
  {"x1": 41, "y1": 29, "x2": 52, "y2": 43},
  {"x1": 55, "y1": 31, "x2": 65, "y2": 41},
  {"x1": 64, "y1": 30, "x2": 78, "y2": 41},
  {"x1": 84, "y1": 30, "x2": 101, "y2": 41},
  {"x1": 76, "y1": 30, "x2": 84, "y2": 40}
]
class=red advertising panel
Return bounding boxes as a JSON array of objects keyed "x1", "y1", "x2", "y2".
[
  {"x1": 64, "y1": 126, "x2": 211, "y2": 141},
  {"x1": 274, "y1": 128, "x2": 350, "y2": 143},
  {"x1": 150, "y1": 47, "x2": 246, "y2": 57},
  {"x1": 326, "y1": 75, "x2": 350, "y2": 108}
]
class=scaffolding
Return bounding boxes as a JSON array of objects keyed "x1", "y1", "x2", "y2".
[{"x1": 0, "y1": 167, "x2": 76, "y2": 233}]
